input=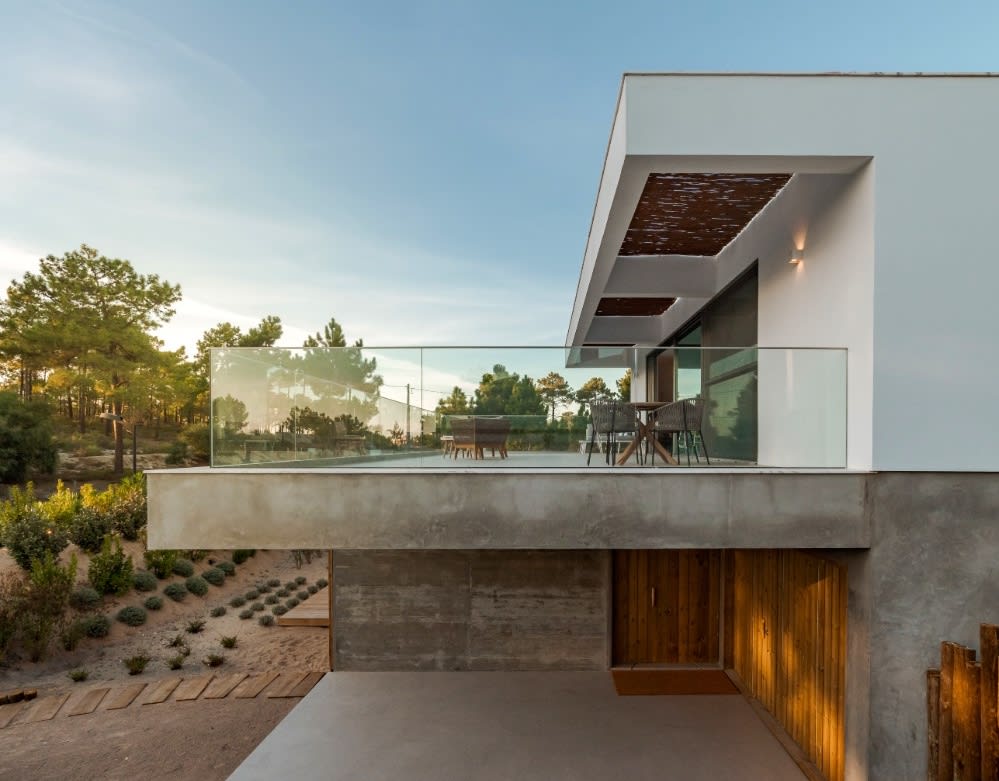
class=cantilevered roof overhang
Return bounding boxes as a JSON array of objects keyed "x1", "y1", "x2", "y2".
[{"x1": 566, "y1": 73, "x2": 875, "y2": 348}]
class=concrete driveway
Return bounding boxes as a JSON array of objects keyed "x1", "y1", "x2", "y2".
[{"x1": 230, "y1": 672, "x2": 806, "y2": 781}]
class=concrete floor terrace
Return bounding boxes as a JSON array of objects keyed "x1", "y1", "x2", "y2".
[{"x1": 229, "y1": 672, "x2": 808, "y2": 781}]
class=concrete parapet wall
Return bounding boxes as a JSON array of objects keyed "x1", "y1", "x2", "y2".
[{"x1": 333, "y1": 550, "x2": 610, "y2": 671}]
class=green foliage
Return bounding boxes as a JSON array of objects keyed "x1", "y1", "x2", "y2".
[
  {"x1": 435, "y1": 386, "x2": 471, "y2": 415},
  {"x1": 251, "y1": 601, "x2": 265, "y2": 612},
  {"x1": 535, "y1": 372, "x2": 574, "y2": 422},
  {"x1": 60, "y1": 619, "x2": 86, "y2": 651},
  {"x1": 186, "y1": 618, "x2": 205, "y2": 634},
  {"x1": 255, "y1": 582, "x2": 271, "y2": 594},
  {"x1": 165, "y1": 439, "x2": 189, "y2": 465},
  {"x1": 80, "y1": 613, "x2": 111, "y2": 638},
  {"x1": 167, "y1": 634, "x2": 187, "y2": 648},
  {"x1": 203, "y1": 653, "x2": 224, "y2": 667},
  {"x1": 617, "y1": 369, "x2": 632, "y2": 401},
  {"x1": 171, "y1": 557, "x2": 194, "y2": 577},
  {"x1": 244, "y1": 589, "x2": 260, "y2": 600},
  {"x1": 20, "y1": 552, "x2": 77, "y2": 661},
  {"x1": 69, "y1": 584, "x2": 101, "y2": 611},
  {"x1": 185, "y1": 575, "x2": 209, "y2": 596},
  {"x1": 167, "y1": 654, "x2": 185, "y2": 670},
  {"x1": 258, "y1": 614, "x2": 275, "y2": 627},
  {"x1": 101, "y1": 474, "x2": 147, "y2": 540},
  {"x1": 285, "y1": 597, "x2": 300, "y2": 609},
  {"x1": 228, "y1": 595, "x2": 246, "y2": 608},
  {"x1": 0, "y1": 571, "x2": 26, "y2": 663},
  {"x1": 232, "y1": 549, "x2": 255, "y2": 564},
  {"x1": 132, "y1": 570, "x2": 158, "y2": 592},
  {"x1": 276, "y1": 588, "x2": 290, "y2": 598},
  {"x1": 210, "y1": 605, "x2": 226, "y2": 618},
  {"x1": 295, "y1": 575, "x2": 307, "y2": 585},
  {"x1": 272, "y1": 604, "x2": 288, "y2": 616},
  {"x1": 144, "y1": 595, "x2": 164, "y2": 611},
  {"x1": 69, "y1": 504, "x2": 113, "y2": 553},
  {"x1": 266, "y1": 578, "x2": 281, "y2": 588},
  {"x1": 187, "y1": 549, "x2": 208, "y2": 562},
  {"x1": 213, "y1": 394, "x2": 249, "y2": 435},
  {"x1": 264, "y1": 594, "x2": 278, "y2": 605},
  {"x1": 4, "y1": 489, "x2": 69, "y2": 570},
  {"x1": 68, "y1": 668, "x2": 89, "y2": 683},
  {"x1": 307, "y1": 584, "x2": 318, "y2": 595},
  {"x1": 41, "y1": 481, "x2": 79, "y2": 529},
  {"x1": 144, "y1": 549, "x2": 179, "y2": 579},
  {"x1": 87, "y1": 535, "x2": 134, "y2": 595},
  {"x1": 217, "y1": 560, "x2": 236, "y2": 577},
  {"x1": 238, "y1": 609, "x2": 253, "y2": 620},
  {"x1": 0, "y1": 393, "x2": 57, "y2": 483},
  {"x1": 574, "y1": 376, "x2": 613, "y2": 409},
  {"x1": 220, "y1": 635, "x2": 237, "y2": 649},
  {"x1": 116, "y1": 605, "x2": 147, "y2": 627},
  {"x1": 316, "y1": 578, "x2": 328, "y2": 589},
  {"x1": 202, "y1": 567, "x2": 225, "y2": 586},
  {"x1": 292, "y1": 551, "x2": 319, "y2": 568},
  {"x1": 473, "y1": 364, "x2": 545, "y2": 416},
  {"x1": 297, "y1": 590, "x2": 309, "y2": 601},
  {"x1": 284, "y1": 581, "x2": 296, "y2": 590},
  {"x1": 124, "y1": 653, "x2": 151, "y2": 675},
  {"x1": 163, "y1": 582, "x2": 187, "y2": 602},
  {"x1": 180, "y1": 424, "x2": 210, "y2": 462}
]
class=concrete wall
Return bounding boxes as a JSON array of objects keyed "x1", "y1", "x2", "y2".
[{"x1": 332, "y1": 550, "x2": 609, "y2": 671}]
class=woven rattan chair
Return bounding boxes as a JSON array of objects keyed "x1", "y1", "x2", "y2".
[
  {"x1": 449, "y1": 416, "x2": 477, "y2": 459},
  {"x1": 474, "y1": 417, "x2": 511, "y2": 459},
  {"x1": 649, "y1": 397, "x2": 710, "y2": 466},
  {"x1": 588, "y1": 401, "x2": 641, "y2": 465}
]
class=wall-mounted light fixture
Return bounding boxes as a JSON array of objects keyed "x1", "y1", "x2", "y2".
[{"x1": 789, "y1": 247, "x2": 804, "y2": 265}]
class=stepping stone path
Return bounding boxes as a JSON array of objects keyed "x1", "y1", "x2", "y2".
[{"x1": 0, "y1": 672, "x2": 324, "y2": 730}]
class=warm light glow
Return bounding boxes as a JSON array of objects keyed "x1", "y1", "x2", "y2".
[{"x1": 789, "y1": 247, "x2": 804, "y2": 265}]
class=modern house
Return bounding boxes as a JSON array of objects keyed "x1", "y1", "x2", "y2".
[{"x1": 147, "y1": 74, "x2": 999, "y2": 780}]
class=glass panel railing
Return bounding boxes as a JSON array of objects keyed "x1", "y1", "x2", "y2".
[{"x1": 209, "y1": 346, "x2": 846, "y2": 469}]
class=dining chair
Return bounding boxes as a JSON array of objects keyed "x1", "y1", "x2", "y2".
[{"x1": 588, "y1": 401, "x2": 642, "y2": 465}]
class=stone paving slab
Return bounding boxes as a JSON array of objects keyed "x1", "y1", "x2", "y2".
[{"x1": 65, "y1": 687, "x2": 109, "y2": 716}]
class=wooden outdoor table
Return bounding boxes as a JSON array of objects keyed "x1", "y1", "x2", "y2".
[{"x1": 616, "y1": 401, "x2": 678, "y2": 466}]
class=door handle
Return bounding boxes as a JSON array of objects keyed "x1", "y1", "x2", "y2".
[{"x1": 651, "y1": 586, "x2": 656, "y2": 607}]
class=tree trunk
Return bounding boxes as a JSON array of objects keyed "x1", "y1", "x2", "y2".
[
  {"x1": 112, "y1": 394, "x2": 125, "y2": 476},
  {"x1": 66, "y1": 390, "x2": 73, "y2": 420}
]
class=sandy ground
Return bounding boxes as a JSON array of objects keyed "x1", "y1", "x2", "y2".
[
  {"x1": 0, "y1": 545, "x2": 329, "y2": 696},
  {"x1": 0, "y1": 696, "x2": 298, "y2": 780}
]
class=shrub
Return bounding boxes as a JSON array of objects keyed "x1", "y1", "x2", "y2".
[
  {"x1": 220, "y1": 635, "x2": 237, "y2": 649},
  {"x1": 297, "y1": 590, "x2": 309, "y2": 601},
  {"x1": 272, "y1": 604, "x2": 287, "y2": 616},
  {"x1": 185, "y1": 575, "x2": 209, "y2": 597},
  {"x1": 165, "y1": 440, "x2": 189, "y2": 465},
  {"x1": 81, "y1": 613, "x2": 111, "y2": 638},
  {"x1": 69, "y1": 504, "x2": 113, "y2": 554},
  {"x1": 5, "y1": 496, "x2": 70, "y2": 570},
  {"x1": 124, "y1": 654, "x2": 150, "y2": 675},
  {"x1": 21, "y1": 552, "x2": 77, "y2": 661},
  {"x1": 88, "y1": 535, "x2": 134, "y2": 596},
  {"x1": 167, "y1": 654, "x2": 185, "y2": 670},
  {"x1": 203, "y1": 653, "x2": 224, "y2": 667},
  {"x1": 0, "y1": 393, "x2": 57, "y2": 483},
  {"x1": 187, "y1": 549, "x2": 209, "y2": 562},
  {"x1": 251, "y1": 601, "x2": 264, "y2": 612},
  {"x1": 264, "y1": 594, "x2": 278, "y2": 605},
  {"x1": 217, "y1": 561, "x2": 236, "y2": 577},
  {"x1": 202, "y1": 568, "x2": 225, "y2": 587},
  {"x1": 144, "y1": 595, "x2": 164, "y2": 611},
  {"x1": 167, "y1": 634, "x2": 186, "y2": 648},
  {"x1": 307, "y1": 584, "x2": 318, "y2": 595},
  {"x1": 295, "y1": 576, "x2": 307, "y2": 586},
  {"x1": 41, "y1": 481, "x2": 79, "y2": 530},
  {"x1": 180, "y1": 423, "x2": 210, "y2": 462},
  {"x1": 284, "y1": 581, "x2": 296, "y2": 590},
  {"x1": 68, "y1": 668, "x2": 89, "y2": 683},
  {"x1": 276, "y1": 588, "x2": 290, "y2": 598},
  {"x1": 244, "y1": 589, "x2": 260, "y2": 601},
  {"x1": 316, "y1": 578, "x2": 328, "y2": 589},
  {"x1": 210, "y1": 606, "x2": 226, "y2": 618},
  {"x1": 104, "y1": 475, "x2": 147, "y2": 540},
  {"x1": 285, "y1": 597, "x2": 300, "y2": 609},
  {"x1": 69, "y1": 585, "x2": 101, "y2": 612},
  {"x1": 258, "y1": 614, "x2": 275, "y2": 627},
  {"x1": 116, "y1": 606, "x2": 147, "y2": 627},
  {"x1": 256, "y1": 583, "x2": 271, "y2": 594},
  {"x1": 163, "y1": 582, "x2": 187, "y2": 602},
  {"x1": 171, "y1": 558, "x2": 195, "y2": 577},
  {"x1": 292, "y1": 550, "x2": 319, "y2": 568},
  {"x1": 144, "y1": 549, "x2": 179, "y2": 579},
  {"x1": 239, "y1": 609, "x2": 253, "y2": 620},
  {"x1": 60, "y1": 618, "x2": 86, "y2": 651},
  {"x1": 186, "y1": 619, "x2": 206, "y2": 634},
  {"x1": 228, "y1": 595, "x2": 246, "y2": 608},
  {"x1": 232, "y1": 549, "x2": 253, "y2": 565},
  {"x1": 132, "y1": 570, "x2": 158, "y2": 592},
  {"x1": 267, "y1": 578, "x2": 281, "y2": 588}
]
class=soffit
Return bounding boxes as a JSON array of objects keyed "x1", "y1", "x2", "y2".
[{"x1": 595, "y1": 297, "x2": 675, "y2": 317}]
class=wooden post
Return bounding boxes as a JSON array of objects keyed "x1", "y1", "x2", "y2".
[
  {"x1": 941, "y1": 642, "x2": 958, "y2": 781},
  {"x1": 953, "y1": 647, "x2": 980, "y2": 781},
  {"x1": 979, "y1": 624, "x2": 999, "y2": 780},
  {"x1": 929, "y1": 669, "x2": 941, "y2": 781},
  {"x1": 327, "y1": 549, "x2": 334, "y2": 672}
]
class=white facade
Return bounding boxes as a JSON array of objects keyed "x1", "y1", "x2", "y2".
[{"x1": 569, "y1": 74, "x2": 999, "y2": 472}]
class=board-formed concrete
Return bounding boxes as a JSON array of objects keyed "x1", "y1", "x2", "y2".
[
  {"x1": 333, "y1": 550, "x2": 609, "y2": 670},
  {"x1": 229, "y1": 672, "x2": 807, "y2": 781},
  {"x1": 146, "y1": 467, "x2": 871, "y2": 550}
]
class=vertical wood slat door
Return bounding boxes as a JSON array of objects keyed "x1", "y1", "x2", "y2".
[{"x1": 613, "y1": 550, "x2": 721, "y2": 666}]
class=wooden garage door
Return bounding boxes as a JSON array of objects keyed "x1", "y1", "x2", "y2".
[{"x1": 613, "y1": 550, "x2": 721, "y2": 665}]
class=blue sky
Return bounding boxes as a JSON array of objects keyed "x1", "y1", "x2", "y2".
[{"x1": 2, "y1": 0, "x2": 998, "y2": 354}]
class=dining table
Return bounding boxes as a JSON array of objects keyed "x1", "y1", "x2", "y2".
[{"x1": 615, "y1": 401, "x2": 678, "y2": 466}]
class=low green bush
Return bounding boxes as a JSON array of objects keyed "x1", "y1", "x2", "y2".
[
  {"x1": 124, "y1": 654, "x2": 150, "y2": 675},
  {"x1": 258, "y1": 614, "x2": 275, "y2": 627},
  {"x1": 251, "y1": 601, "x2": 265, "y2": 612},
  {"x1": 264, "y1": 594, "x2": 279, "y2": 605},
  {"x1": 60, "y1": 619, "x2": 86, "y2": 651},
  {"x1": 232, "y1": 549, "x2": 255, "y2": 565},
  {"x1": 69, "y1": 585, "x2": 101, "y2": 611},
  {"x1": 284, "y1": 581, "x2": 296, "y2": 590},
  {"x1": 68, "y1": 668, "x2": 89, "y2": 682},
  {"x1": 163, "y1": 582, "x2": 187, "y2": 602},
  {"x1": 6, "y1": 500, "x2": 70, "y2": 569},
  {"x1": 217, "y1": 561, "x2": 236, "y2": 577},
  {"x1": 267, "y1": 578, "x2": 281, "y2": 588},
  {"x1": 132, "y1": 570, "x2": 158, "y2": 592},
  {"x1": 210, "y1": 606, "x2": 226, "y2": 618},
  {"x1": 203, "y1": 653, "x2": 224, "y2": 667},
  {"x1": 144, "y1": 549, "x2": 179, "y2": 579},
  {"x1": 202, "y1": 567, "x2": 225, "y2": 587},
  {"x1": 185, "y1": 575, "x2": 209, "y2": 597},
  {"x1": 144, "y1": 595, "x2": 164, "y2": 611},
  {"x1": 307, "y1": 584, "x2": 318, "y2": 595},
  {"x1": 21, "y1": 552, "x2": 77, "y2": 661},
  {"x1": 68, "y1": 504, "x2": 112, "y2": 555},
  {"x1": 296, "y1": 590, "x2": 309, "y2": 601},
  {"x1": 238, "y1": 609, "x2": 253, "y2": 620},
  {"x1": 220, "y1": 635, "x2": 237, "y2": 649},
  {"x1": 244, "y1": 589, "x2": 260, "y2": 600},
  {"x1": 171, "y1": 557, "x2": 195, "y2": 578},
  {"x1": 186, "y1": 618, "x2": 206, "y2": 634},
  {"x1": 255, "y1": 583, "x2": 271, "y2": 594},
  {"x1": 81, "y1": 613, "x2": 111, "y2": 638},
  {"x1": 116, "y1": 605, "x2": 147, "y2": 627},
  {"x1": 187, "y1": 549, "x2": 209, "y2": 562},
  {"x1": 276, "y1": 588, "x2": 290, "y2": 598},
  {"x1": 88, "y1": 535, "x2": 134, "y2": 596},
  {"x1": 316, "y1": 578, "x2": 328, "y2": 589},
  {"x1": 167, "y1": 634, "x2": 186, "y2": 648},
  {"x1": 295, "y1": 576, "x2": 307, "y2": 586},
  {"x1": 167, "y1": 654, "x2": 185, "y2": 670},
  {"x1": 229, "y1": 595, "x2": 246, "y2": 608},
  {"x1": 285, "y1": 597, "x2": 300, "y2": 609},
  {"x1": 272, "y1": 604, "x2": 287, "y2": 616}
]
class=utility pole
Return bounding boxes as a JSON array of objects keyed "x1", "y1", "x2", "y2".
[{"x1": 406, "y1": 383, "x2": 411, "y2": 447}]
